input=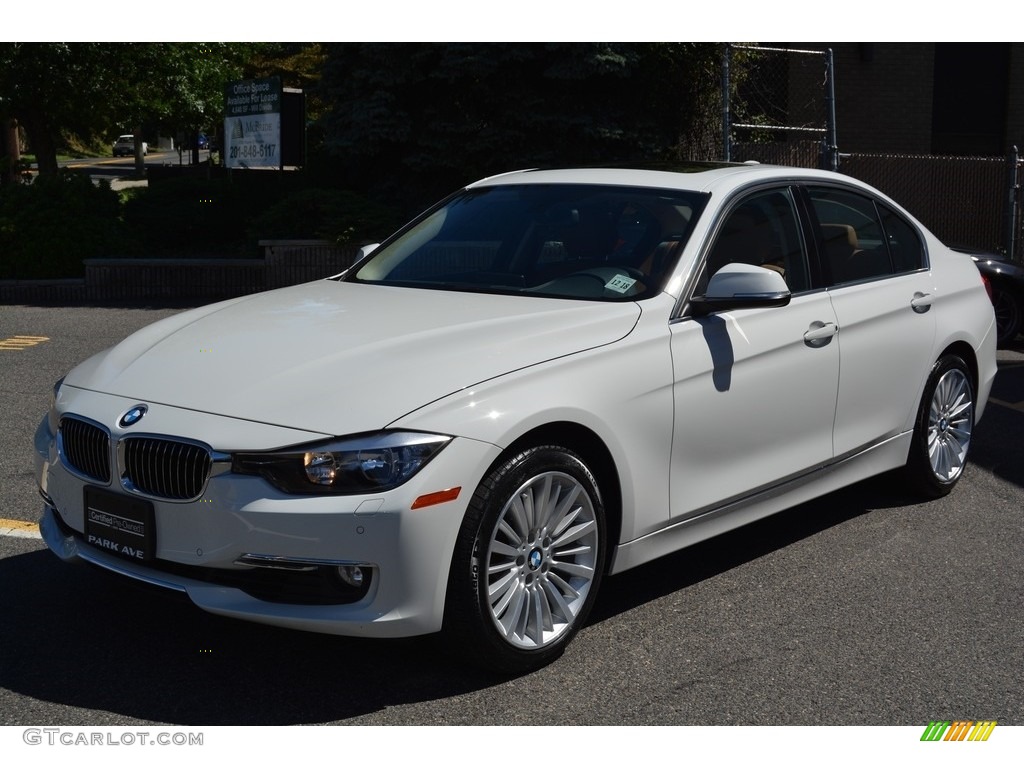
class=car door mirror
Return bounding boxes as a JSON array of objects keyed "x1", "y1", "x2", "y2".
[
  {"x1": 329, "y1": 243, "x2": 381, "y2": 280},
  {"x1": 689, "y1": 263, "x2": 792, "y2": 316}
]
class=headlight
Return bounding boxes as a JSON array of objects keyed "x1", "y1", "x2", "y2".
[{"x1": 232, "y1": 431, "x2": 452, "y2": 495}]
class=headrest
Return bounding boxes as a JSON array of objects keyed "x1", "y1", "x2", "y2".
[{"x1": 820, "y1": 223, "x2": 858, "y2": 249}]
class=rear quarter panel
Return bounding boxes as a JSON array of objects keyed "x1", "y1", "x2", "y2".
[{"x1": 928, "y1": 237, "x2": 998, "y2": 421}]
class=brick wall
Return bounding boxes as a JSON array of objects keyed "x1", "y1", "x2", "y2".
[
  {"x1": 824, "y1": 43, "x2": 937, "y2": 154},
  {"x1": 262, "y1": 240, "x2": 361, "y2": 289}
]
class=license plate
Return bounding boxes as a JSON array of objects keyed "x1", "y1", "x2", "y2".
[{"x1": 83, "y1": 487, "x2": 155, "y2": 562}]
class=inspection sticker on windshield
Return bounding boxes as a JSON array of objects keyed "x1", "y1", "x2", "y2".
[{"x1": 605, "y1": 274, "x2": 637, "y2": 294}]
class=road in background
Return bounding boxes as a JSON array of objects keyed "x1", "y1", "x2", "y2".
[{"x1": 27, "y1": 148, "x2": 215, "y2": 189}]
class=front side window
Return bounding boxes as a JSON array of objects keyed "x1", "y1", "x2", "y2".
[
  {"x1": 349, "y1": 184, "x2": 708, "y2": 301},
  {"x1": 698, "y1": 187, "x2": 810, "y2": 295}
]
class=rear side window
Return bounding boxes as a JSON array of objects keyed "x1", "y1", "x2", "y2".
[
  {"x1": 808, "y1": 187, "x2": 892, "y2": 284},
  {"x1": 809, "y1": 187, "x2": 926, "y2": 284},
  {"x1": 878, "y1": 202, "x2": 927, "y2": 272}
]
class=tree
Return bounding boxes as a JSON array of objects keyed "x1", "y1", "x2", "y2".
[
  {"x1": 317, "y1": 43, "x2": 726, "y2": 211},
  {"x1": 0, "y1": 43, "x2": 258, "y2": 179},
  {"x1": 244, "y1": 43, "x2": 326, "y2": 117},
  {"x1": 0, "y1": 44, "x2": 111, "y2": 176},
  {"x1": 137, "y1": 43, "x2": 265, "y2": 164}
]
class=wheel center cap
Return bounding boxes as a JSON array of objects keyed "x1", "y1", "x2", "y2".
[
  {"x1": 939, "y1": 418, "x2": 949, "y2": 433},
  {"x1": 528, "y1": 548, "x2": 543, "y2": 570}
]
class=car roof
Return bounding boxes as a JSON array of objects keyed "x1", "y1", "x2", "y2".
[{"x1": 466, "y1": 164, "x2": 869, "y2": 197}]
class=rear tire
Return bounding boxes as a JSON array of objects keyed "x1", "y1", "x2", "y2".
[
  {"x1": 991, "y1": 284, "x2": 1022, "y2": 348},
  {"x1": 905, "y1": 355, "x2": 975, "y2": 498},
  {"x1": 443, "y1": 445, "x2": 606, "y2": 674}
]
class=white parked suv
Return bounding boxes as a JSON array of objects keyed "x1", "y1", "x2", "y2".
[{"x1": 112, "y1": 134, "x2": 147, "y2": 157}]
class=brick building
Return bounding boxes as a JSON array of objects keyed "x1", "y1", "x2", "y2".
[{"x1": 808, "y1": 42, "x2": 1023, "y2": 157}]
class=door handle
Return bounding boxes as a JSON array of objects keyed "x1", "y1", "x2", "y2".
[
  {"x1": 804, "y1": 321, "x2": 838, "y2": 347},
  {"x1": 911, "y1": 292, "x2": 933, "y2": 313}
]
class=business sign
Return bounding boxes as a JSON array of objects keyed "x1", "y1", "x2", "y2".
[{"x1": 223, "y1": 77, "x2": 281, "y2": 168}]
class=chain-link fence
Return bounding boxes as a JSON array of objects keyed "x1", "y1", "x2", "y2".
[{"x1": 841, "y1": 152, "x2": 1013, "y2": 255}]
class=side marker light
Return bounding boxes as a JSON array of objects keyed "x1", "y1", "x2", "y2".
[{"x1": 411, "y1": 487, "x2": 462, "y2": 510}]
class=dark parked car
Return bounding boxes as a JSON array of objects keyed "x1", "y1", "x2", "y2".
[{"x1": 960, "y1": 249, "x2": 1024, "y2": 347}]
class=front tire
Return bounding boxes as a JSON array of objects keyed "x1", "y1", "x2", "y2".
[
  {"x1": 444, "y1": 445, "x2": 607, "y2": 674},
  {"x1": 905, "y1": 355, "x2": 975, "y2": 498}
]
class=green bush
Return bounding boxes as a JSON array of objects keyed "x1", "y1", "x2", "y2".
[
  {"x1": 0, "y1": 170, "x2": 125, "y2": 279},
  {"x1": 0, "y1": 170, "x2": 407, "y2": 279},
  {"x1": 121, "y1": 175, "x2": 260, "y2": 257},
  {"x1": 121, "y1": 175, "x2": 399, "y2": 256},
  {"x1": 252, "y1": 187, "x2": 401, "y2": 245}
]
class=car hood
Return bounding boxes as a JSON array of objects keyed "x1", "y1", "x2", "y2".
[{"x1": 65, "y1": 280, "x2": 641, "y2": 436}]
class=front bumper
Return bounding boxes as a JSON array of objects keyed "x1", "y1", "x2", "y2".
[{"x1": 34, "y1": 395, "x2": 500, "y2": 639}]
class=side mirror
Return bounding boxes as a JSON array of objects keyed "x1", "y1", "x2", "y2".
[
  {"x1": 689, "y1": 263, "x2": 791, "y2": 316},
  {"x1": 329, "y1": 243, "x2": 381, "y2": 280}
]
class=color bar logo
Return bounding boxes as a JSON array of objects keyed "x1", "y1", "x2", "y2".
[{"x1": 920, "y1": 720, "x2": 997, "y2": 741}]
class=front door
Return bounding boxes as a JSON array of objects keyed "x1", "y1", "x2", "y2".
[{"x1": 668, "y1": 187, "x2": 840, "y2": 519}]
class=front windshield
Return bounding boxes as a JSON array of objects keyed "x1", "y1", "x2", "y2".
[{"x1": 349, "y1": 184, "x2": 708, "y2": 300}]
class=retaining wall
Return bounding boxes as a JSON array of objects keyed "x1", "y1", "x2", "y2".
[{"x1": 0, "y1": 241, "x2": 361, "y2": 305}]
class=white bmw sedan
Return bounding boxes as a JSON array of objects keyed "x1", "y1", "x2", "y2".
[{"x1": 35, "y1": 165, "x2": 997, "y2": 672}]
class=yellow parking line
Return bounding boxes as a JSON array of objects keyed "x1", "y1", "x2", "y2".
[
  {"x1": 0, "y1": 518, "x2": 41, "y2": 539},
  {"x1": 0, "y1": 335, "x2": 49, "y2": 350}
]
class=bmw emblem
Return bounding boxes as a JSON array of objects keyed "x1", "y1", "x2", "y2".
[
  {"x1": 529, "y1": 549, "x2": 543, "y2": 570},
  {"x1": 119, "y1": 405, "x2": 148, "y2": 428}
]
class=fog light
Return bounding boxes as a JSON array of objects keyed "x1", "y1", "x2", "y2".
[{"x1": 336, "y1": 565, "x2": 364, "y2": 587}]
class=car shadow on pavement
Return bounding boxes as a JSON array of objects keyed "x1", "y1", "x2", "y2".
[
  {"x1": 970, "y1": 353, "x2": 1024, "y2": 490},
  {"x1": 590, "y1": 472, "x2": 903, "y2": 626},
  {"x1": 0, "y1": 546, "x2": 500, "y2": 725},
  {"x1": 0, "y1": 473, "x2": 911, "y2": 726}
]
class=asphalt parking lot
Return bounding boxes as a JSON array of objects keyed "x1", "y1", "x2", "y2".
[{"x1": 1, "y1": 303, "x2": 1022, "y2": 727}]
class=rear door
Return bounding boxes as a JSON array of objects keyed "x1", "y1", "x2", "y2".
[{"x1": 805, "y1": 185, "x2": 936, "y2": 457}]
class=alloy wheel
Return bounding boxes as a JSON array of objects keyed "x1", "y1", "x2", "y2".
[
  {"x1": 484, "y1": 470, "x2": 599, "y2": 650},
  {"x1": 926, "y1": 368, "x2": 974, "y2": 482}
]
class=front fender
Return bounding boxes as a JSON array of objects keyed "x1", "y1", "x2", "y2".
[{"x1": 392, "y1": 297, "x2": 677, "y2": 543}]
